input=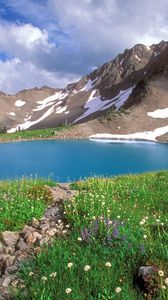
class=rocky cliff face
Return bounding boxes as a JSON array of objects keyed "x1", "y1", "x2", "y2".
[{"x1": 1, "y1": 40, "x2": 168, "y2": 137}]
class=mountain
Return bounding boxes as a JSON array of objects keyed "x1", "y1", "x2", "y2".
[{"x1": 1, "y1": 40, "x2": 168, "y2": 141}]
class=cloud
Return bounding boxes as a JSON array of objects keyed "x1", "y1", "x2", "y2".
[
  {"x1": 0, "y1": 58, "x2": 79, "y2": 94},
  {"x1": 1, "y1": 0, "x2": 168, "y2": 93}
]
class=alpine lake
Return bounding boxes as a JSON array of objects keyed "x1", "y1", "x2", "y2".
[{"x1": 0, "y1": 139, "x2": 168, "y2": 181}]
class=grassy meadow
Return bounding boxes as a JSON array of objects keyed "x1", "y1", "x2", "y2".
[
  {"x1": 0, "y1": 125, "x2": 71, "y2": 142},
  {"x1": 5, "y1": 171, "x2": 167, "y2": 300},
  {"x1": 0, "y1": 178, "x2": 55, "y2": 231}
]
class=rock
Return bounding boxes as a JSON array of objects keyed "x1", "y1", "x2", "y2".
[
  {"x1": 1, "y1": 276, "x2": 11, "y2": 288},
  {"x1": 17, "y1": 239, "x2": 30, "y2": 252},
  {"x1": 39, "y1": 223, "x2": 50, "y2": 233},
  {"x1": 14, "y1": 251, "x2": 29, "y2": 263},
  {"x1": 134, "y1": 265, "x2": 158, "y2": 298},
  {"x1": 0, "y1": 232, "x2": 19, "y2": 247},
  {"x1": 24, "y1": 230, "x2": 41, "y2": 245},
  {"x1": 45, "y1": 207, "x2": 60, "y2": 219},
  {"x1": 138, "y1": 266, "x2": 156, "y2": 278},
  {"x1": 46, "y1": 229, "x2": 57, "y2": 237},
  {"x1": 3, "y1": 247, "x2": 15, "y2": 255},
  {"x1": 5, "y1": 264, "x2": 18, "y2": 275},
  {"x1": 4, "y1": 256, "x2": 15, "y2": 268},
  {"x1": 31, "y1": 218, "x2": 39, "y2": 229}
]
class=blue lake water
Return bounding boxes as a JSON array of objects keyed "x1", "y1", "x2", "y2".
[{"x1": 0, "y1": 139, "x2": 168, "y2": 182}]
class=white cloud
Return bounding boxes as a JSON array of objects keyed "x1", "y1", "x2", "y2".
[
  {"x1": 0, "y1": 58, "x2": 78, "y2": 94},
  {"x1": 0, "y1": 23, "x2": 52, "y2": 57},
  {"x1": 1, "y1": 1, "x2": 168, "y2": 93}
]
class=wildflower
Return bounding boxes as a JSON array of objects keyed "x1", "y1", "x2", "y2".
[
  {"x1": 115, "y1": 287, "x2": 122, "y2": 293},
  {"x1": 29, "y1": 272, "x2": 34, "y2": 276},
  {"x1": 67, "y1": 262, "x2": 73, "y2": 268},
  {"x1": 65, "y1": 288, "x2": 72, "y2": 294},
  {"x1": 140, "y1": 219, "x2": 146, "y2": 225},
  {"x1": 161, "y1": 285, "x2": 166, "y2": 290},
  {"x1": 41, "y1": 276, "x2": 48, "y2": 282},
  {"x1": 117, "y1": 215, "x2": 121, "y2": 219},
  {"x1": 84, "y1": 265, "x2": 90, "y2": 271},
  {"x1": 105, "y1": 262, "x2": 111, "y2": 268},
  {"x1": 78, "y1": 237, "x2": 82, "y2": 241},
  {"x1": 165, "y1": 278, "x2": 168, "y2": 285},
  {"x1": 143, "y1": 235, "x2": 147, "y2": 239},
  {"x1": 158, "y1": 270, "x2": 164, "y2": 277},
  {"x1": 50, "y1": 272, "x2": 57, "y2": 278}
]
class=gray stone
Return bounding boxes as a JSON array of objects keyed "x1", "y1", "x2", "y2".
[
  {"x1": 4, "y1": 256, "x2": 15, "y2": 268},
  {"x1": 17, "y1": 239, "x2": 30, "y2": 252},
  {"x1": 46, "y1": 229, "x2": 57, "y2": 237},
  {"x1": 45, "y1": 207, "x2": 60, "y2": 219},
  {"x1": 39, "y1": 223, "x2": 50, "y2": 233},
  {"x1": 0, "y1": 232, "x2": 19, "y2": 247},
  {"x1": 5, "y1": 264, "x2": 18, "y2": 275},
  {"x1": 1, "y1": 276, "x2": 11, "y2": 288},
  {"x1": 25, "y1": 231, "x2": 42, "y2": 244},
  {"x1": 138, "y1": 266, "x2": 156, "y2": 278}
]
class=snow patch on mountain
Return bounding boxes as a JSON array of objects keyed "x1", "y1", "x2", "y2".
[
  {"x1": 7, "y1": 105, "x2": 56, "y2": 133},
  {"x1": 7, "y1": 112, "x2": 16, "y2": 116},
  {"x1": 89, "y1": 125, "x2": 168, "y2": 142},
  {"x1": 56, "y1": 106, "x2": 67, "y2": 114},
  {"x1": 114, "y1": 87, "x2": 134, "y2": 109},
  {"x1": 80, "y1": 79, "x2": 94, "y2": 92},
  {"x1": 34, "y1": 92, "x2": 68, "y2": 112},
  {"x1": 135, "y1": 55, "x2": 141, "y2": 61},
  {"x1": 74, "y1": 87, "x2": 133, "y2": 123},
  {"x1": 15, "y1": 100, "x2": 26, "y2": 107},
  {"x1": 147, "y1": 108, "x2": 168, "y2": 118}
]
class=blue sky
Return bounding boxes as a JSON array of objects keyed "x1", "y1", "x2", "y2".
[{"x1": 0, "y1": 0, "x2": 168, "y2": 94}]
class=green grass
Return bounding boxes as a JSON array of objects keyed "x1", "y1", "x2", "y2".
[
  {"x1": 0, "y1": 125, "x2": 72, "y2": 141},
  {"x1": 13, "y1": 171, "x2": 168, "y2": 300},
  {"x1": 0, "y1": 178, "x2": 56, "y2": 231}
]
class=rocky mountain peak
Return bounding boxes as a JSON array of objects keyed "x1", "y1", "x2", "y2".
[{"x1": 1, "y1": 40, "x2": 168, "y2": 138}]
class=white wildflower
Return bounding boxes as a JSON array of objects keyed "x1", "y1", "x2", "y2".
[
  {"x1": 84, "y1": 265, "x2": 90, "y2": 272},
  {"x1": 115, "y1": 287, "x2": 122, "y2": 293},
  {"x1": 105, "y1": 262, "x2": 111, "y2": 268},
  {"x1": 50, "y1": 272, "x2": 57, "y2": 278},
  {"x1": 158, "y1": 270, "x2": 164, "y2": 277},
  {"x1": 41, "y1": 276, "x2": 48, "y2": 282},
  {"x1": 67, "y1": 262, "x2": 73, "y2": 268},
  {"x1": 65, "y1": 288, "x2": 72, "y2": 294}
]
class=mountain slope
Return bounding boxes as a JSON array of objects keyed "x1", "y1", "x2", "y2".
[{"x1": 1, "y1": 40, "x2": 168, "y2": 141}]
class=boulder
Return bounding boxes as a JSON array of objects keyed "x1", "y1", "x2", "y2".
[{"x1": 0, "y1": 232, "x2": 19, "y2": 247}]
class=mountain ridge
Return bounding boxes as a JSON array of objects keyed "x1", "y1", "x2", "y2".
[{"x1": 1, "y1": 40, "x2": 168, "y2": 141}]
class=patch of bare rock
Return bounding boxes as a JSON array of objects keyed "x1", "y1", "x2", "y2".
[{"x1": 0, "y1": 183, "x2": 78, "y2": 300}]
